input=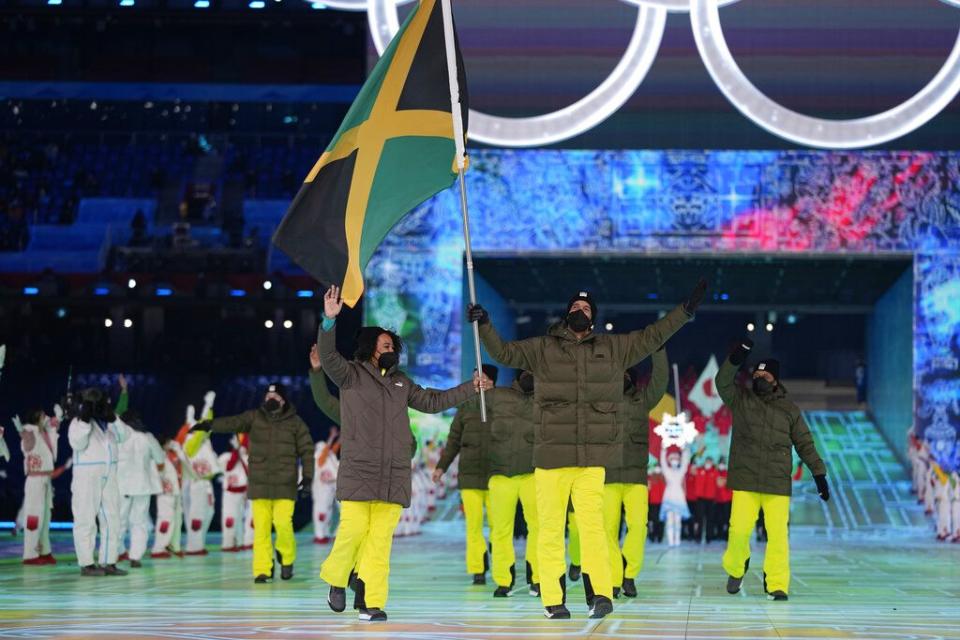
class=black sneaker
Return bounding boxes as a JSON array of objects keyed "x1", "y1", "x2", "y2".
[
  {"x1": 529, "y1": 583, "x2": 541, "y2": 597},
  {"x1": 493, "y1": 586, "x2": 511, "y2": 598},
  {"x1": 613, "y1": 587, "x2": 621, "y2": 599},
  {"x1": 353, "y1": 577, "x2": 366, "y2": 611},
  {"x1": 472, "y1": 573, "x2": 486, "y2": 585},
  {"x1": 358, "y1": 608, "x2": 387, "y2": 622},
  {"x1": 276, "y1": 550, "x2": 293, "y2": 580},
  {"x1": 622, "y1": 578, "x2": 637, "y2": 598},
  {"x1": 130, "y1": 560, "x2": 143, "y2": 568},
  {"x1": 328, "y1": 586, "x2": 346, "y2": 613},
  {"x1": 568, "y1": 564, "x2": 581, "y2": 582},
  {"x1": 80, "y1": 564, "x2": 105, "y2": 577},
  {"x1": 768, "y1": 590, "x2": 788, "y2": 601},
  {"x1": 254, "y1": 574, "x2": 272, "y2": 584},
  {"x1": 103, "y1": 564, "x2": 128, "y2": 576},
  {"x1": 588, "y1": 595, "x2": 613, "y2": 619},
  {"x1": 544, "y1": 604, "x2": 571, "y2": 619}
]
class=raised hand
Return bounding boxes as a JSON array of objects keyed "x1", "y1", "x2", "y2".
[
  {"x1": 729, "y1": 337, "x2": 754, "y2": 366},
  {"x1": 310, "y1": 344, "x2": 322, "y2": 370},
  {"x1": 118, "y1": 374, "x2": 128, "y2": 392},
  {"x1": 684, "y1": 278, "x2": 708, "y2": 315},
  {"x1": 324, "y1": 285, "x2": 344, "y2": 319}
]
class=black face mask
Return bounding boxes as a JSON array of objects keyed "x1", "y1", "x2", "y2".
[
  {"x1": 518, "y1": 374, "x2": 534, "y2": 394},
  {"x1": 264, "y1": 398, "x2": 282, "y2": 413},
  {"x1": 378, "y1": 351, "x2": 399, "y2": 371},
  {"x1": 752, "y1": 378, "x2": 775, "y2": 395},
  {"x1": 566, "y1": 310, "x2": 592, "y2": 333}
]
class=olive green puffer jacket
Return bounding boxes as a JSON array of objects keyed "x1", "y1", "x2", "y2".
[
  {"x1": 437, "y1": 396, "x2": 493, "y2": 490},
  {"x1": 487, "y1": 382, "x2": 536, "y2": 479},
  {"x1": 715, "y1": 357, "x2": 827, "y2": 496},
  {"x1": 479, "y1": 304, "x2": 691, "y2": 469},
  {"x1": 605, "y1": 348, "x2": 669, "y2": 485},
  {"x1": 209, "y1": 404, "x2": 314, "y2": 501}
]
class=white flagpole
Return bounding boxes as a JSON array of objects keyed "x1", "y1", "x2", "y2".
[
  {"x1": 673, "y1": 363, "x2": 682, "y2": 416},
  {"x1": 440, "y1": 0, "x2": 486, "y2": 421}
]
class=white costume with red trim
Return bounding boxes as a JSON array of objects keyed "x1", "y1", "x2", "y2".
[
  {"x1": 19, "y1": 419, "x2": 58, "y2": 561},
  {"x1": 152, "y1": 442, "x2": 184, "y2": 556},
  {"x1": 69, "y1": 416, "x2": 133, "y2": 567},
  {"x1": 218, "y1": 440, "x2": 250, "y2": 551},
  {"x1": 184, "y1": 437, "x2": 219, "y2": 554}
]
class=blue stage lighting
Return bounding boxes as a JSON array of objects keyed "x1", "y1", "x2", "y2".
[
  {"x1": 23, "y1": 286, "x2": 39, "y2": 296},
  {"x1": 721, "y1": 293, "x2": 730, "y2": 301},
  {"x1": 119, "y1": 0, "x2": 135, "y2": 6},
  {"x1": 249, "y1": 0, "x2": 265, "y2": 8},
  {"x1": 56, "y1": 308, "x2": 67, "y2": 319},
  {"x1": 296, "y1": 290, "x2": 315, "y2": 298},
  {"x1": 787, "y1": 313, "x2": 798, "y2": 325},
  {"x1": 312, "y1": 2, "x2": 328, "y2": 8},
  {"x1": 230, "y1": 289, "x2": 247, "y2": 297},
  {"x1": 156, "y1": 287, "x2": 173, "y2": 297},
  {"x1": 94, "y1": 287, "x2": 110, "y2": 296},
  {"x1": 646, "y1": 293, "x2": 659, "y2": 300},
  {"x1": 47, "y1": 0, "x2": 62, "y2": 5},
  {"x1": 194, "y1": 0, "x2": 210, "y2": 6}
]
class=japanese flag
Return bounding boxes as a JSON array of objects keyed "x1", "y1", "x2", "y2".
[{"x1": 688, "y1": 355, "x2": 724, "y2": 417}]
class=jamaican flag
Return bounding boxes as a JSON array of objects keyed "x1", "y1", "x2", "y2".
[{"x1": 273, "y1": 0, "x2": 468, "y2": 307}]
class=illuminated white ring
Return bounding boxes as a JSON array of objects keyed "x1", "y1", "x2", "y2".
[
  {"x1": 620, "y1": 0, "x2": 739, "y2": 12},
  {"x1": 315, "y1": 0, "x2": 413, "y2": 11},
  {"x1": 369, "y1": 0, "x2": 668, "y2": 147},
  {"x1": 691, "y1": 0, "x2": 960, "y2": 148},
  {"x1": 939, "y1": 0, "x2": 960, "y2": 9}
]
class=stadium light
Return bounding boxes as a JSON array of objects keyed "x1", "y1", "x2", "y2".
[
  {"x1": 283, "y1": 320, "x2": 294, "y2": 329},
  {"x1": 249, "y1": 0, "x2": 266, "y2": 8},
  {"x1": 194, "y1": 0, "x2": 210, "y2": 6},
  {"x1": 605, "y1": 322, "x2": 614, "y2": 331},
  {"x1": 264, "y1": 320, "x2": 274, "y2": 329},
  {"x1": 156, "y1": 287, "x2": 173, "y2": 297},
  {"x1": 765, "y1": 323, "x2": 774, "y2": 332},
  {"x1": 104, "y1": 319, "x2": 113, "y2": 328},
  {"x1": 128, "y1": 278, "x2": 137, "y2": 289},
  {"x1": 296, "y1": 290, "x2": 315, "y2": 298},
  {"x1": 124, "y1": 318, "x2": 134, "y2": 329},
  {"x1": 94, "y1": 287, "x2": 110, "y2": 296},
  {"x1": 747, "y1": 322, "x2": 755, "y2": 332},
  {"x1": 263, "y1": 280, "x2": 273, "y2": 291},
  {"x1": 56, "y1": 308, "x2": 67, "y2": 319},
  {"x1": 47, "y1": 0, "x2": 62, "y2": 5},
  {"x1": 230, "y1": 289, "x2": 247, "y2": 298},
  {"x1": 23, "y1": 287, "x2": 39, "y2": 296},
  {"x1": 119, "y1": 0, "x2": 135, "y2": 6}
]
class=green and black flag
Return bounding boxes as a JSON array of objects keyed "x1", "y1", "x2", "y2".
[{"x1": 272, "y1": 0, "x2": 468, "y2": 307}]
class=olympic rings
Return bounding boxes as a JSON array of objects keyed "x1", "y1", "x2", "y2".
[
  {"x1": 369, "y1": 0, "x2": 667, "y2": 147},
  {"x1": 690, "y1": 0, "x2": 960, "y2": 149},
  {"x1": 356, "y1": 0, "x2": 960, "y2": 148}
]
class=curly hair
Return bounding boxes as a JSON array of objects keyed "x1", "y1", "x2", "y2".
[{"x1": 353, "y1": 326, "x2": 403, "y2": 362}]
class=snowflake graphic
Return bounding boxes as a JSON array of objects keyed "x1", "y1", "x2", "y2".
[{"x1": 653, "y1": 412, "x2": 699, "y2": 449}]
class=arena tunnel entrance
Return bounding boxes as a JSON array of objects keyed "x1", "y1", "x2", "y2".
[{"x1": 462, "y1": 253, "x2": 914, "y2": 454}]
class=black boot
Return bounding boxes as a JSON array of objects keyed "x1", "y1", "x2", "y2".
[
  {"x1": 80, "y1": 564, "x2": 105, "y2": 577},
  {"x1": 103, "y1": 564, "x2": 128, "y2": 576},
  {"x1": 544, "y1": 604, "x2": 571, "y2": 619},
  {"x1": 493, "y1": 586, "x2": 511, "y2": 597},
  {"x1": 613, "y1": 587, "x2": 621, "y2": 599},
  {"x1": 582, "y1": 573, "x2": 596, "y2": 607},
  {"x1": 358, "y1": 607, "x2": 388, "y2": 622},
  {"x1": 525, "y1": 561, "x2": 533, "y2": 586},
  {"x1": 568, "y1": 564, "x2": 581, "y2": 582},
  {"x1": 353, "y1": 577, "x2": 367, "y2": 611},
  {"x1": 327, "y1": 586, "x2": 346, "y2": 613},
  {"x1": 622, "y1": 578, "x2": 637, "y2": 598},
  {"x1": 529, "y1": 583, "x2": 541, "y2": 597},
  {"x1": 254, "y1": 574, "x2": 272, "y2": 584},
  {"x1": 726, "y1": 557, "x2": 750, "y2": 595},
  {"x1": 768, "y1": 590, "x2": 788, "y2": 601},
  {"x1": 472, "y1": 573, "x2": 486, "y2": 585},
  {"x1": 589, "y1": 595, "x2": 613, "y2": 619},
  {"x1": 348, "y1": 570, "x2": 360, "y2": 591},
  {"x1": 276, "y1": 550, "x2": 293, "y2": 580}
]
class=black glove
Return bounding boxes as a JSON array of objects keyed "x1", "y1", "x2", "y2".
[
  {"x1": 297, "y1": 480, "x2": 311, "y2": 500},
  {"x1": 466, "y1": 303, "x2": 489, "y2": 325},
  {"x1": 814, "y1": 474, "x2": 830, "y2": 501},
  {"x1": 79, "y1": 402, "x2": 94, "y2": 423},
  {"x1": 684, "y1": 278, "x2": 708, "y2": 315},
  {"x1": 729, "y1": 337, "x2": 754, "y2": 366},
  {"x1": 190, "y1": 421, "x2": 212, "y2": 433}
]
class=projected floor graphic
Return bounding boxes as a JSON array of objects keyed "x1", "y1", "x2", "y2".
[{"x1": 0, "y1": 412, "x2": 954, "y2": 639}]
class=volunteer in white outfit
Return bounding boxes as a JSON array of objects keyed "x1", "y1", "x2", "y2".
[
  {"x1": 116, "y1": 410, "x2": 165, "y2": 567},
  {"x1": 218, "y1": 434, "x2": 251, "y2": 551},
  {"x1": 313, "y1": 429, "x2": 340, "y2": 544},
  {"x1": 660, "y1": 446, "x2": 692, "y2": 548},
  {"x1": 152, "y1": 437, "x2": 186, "y2": 558},
  {"x1": 68, "y1": 388, "x2": 133, "y2": 576},
  {"x1": 15, "y1": 408, "x2": 62, "y2": 565}
]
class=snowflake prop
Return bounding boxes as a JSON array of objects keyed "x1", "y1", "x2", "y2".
[{"x1": 654, "y1": 412, "x2": 699, "y2": 449}]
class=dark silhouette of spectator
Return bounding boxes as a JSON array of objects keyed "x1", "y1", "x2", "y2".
[{"x1": 131, "y1": 208, "x2": 148, "y2": 246}]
